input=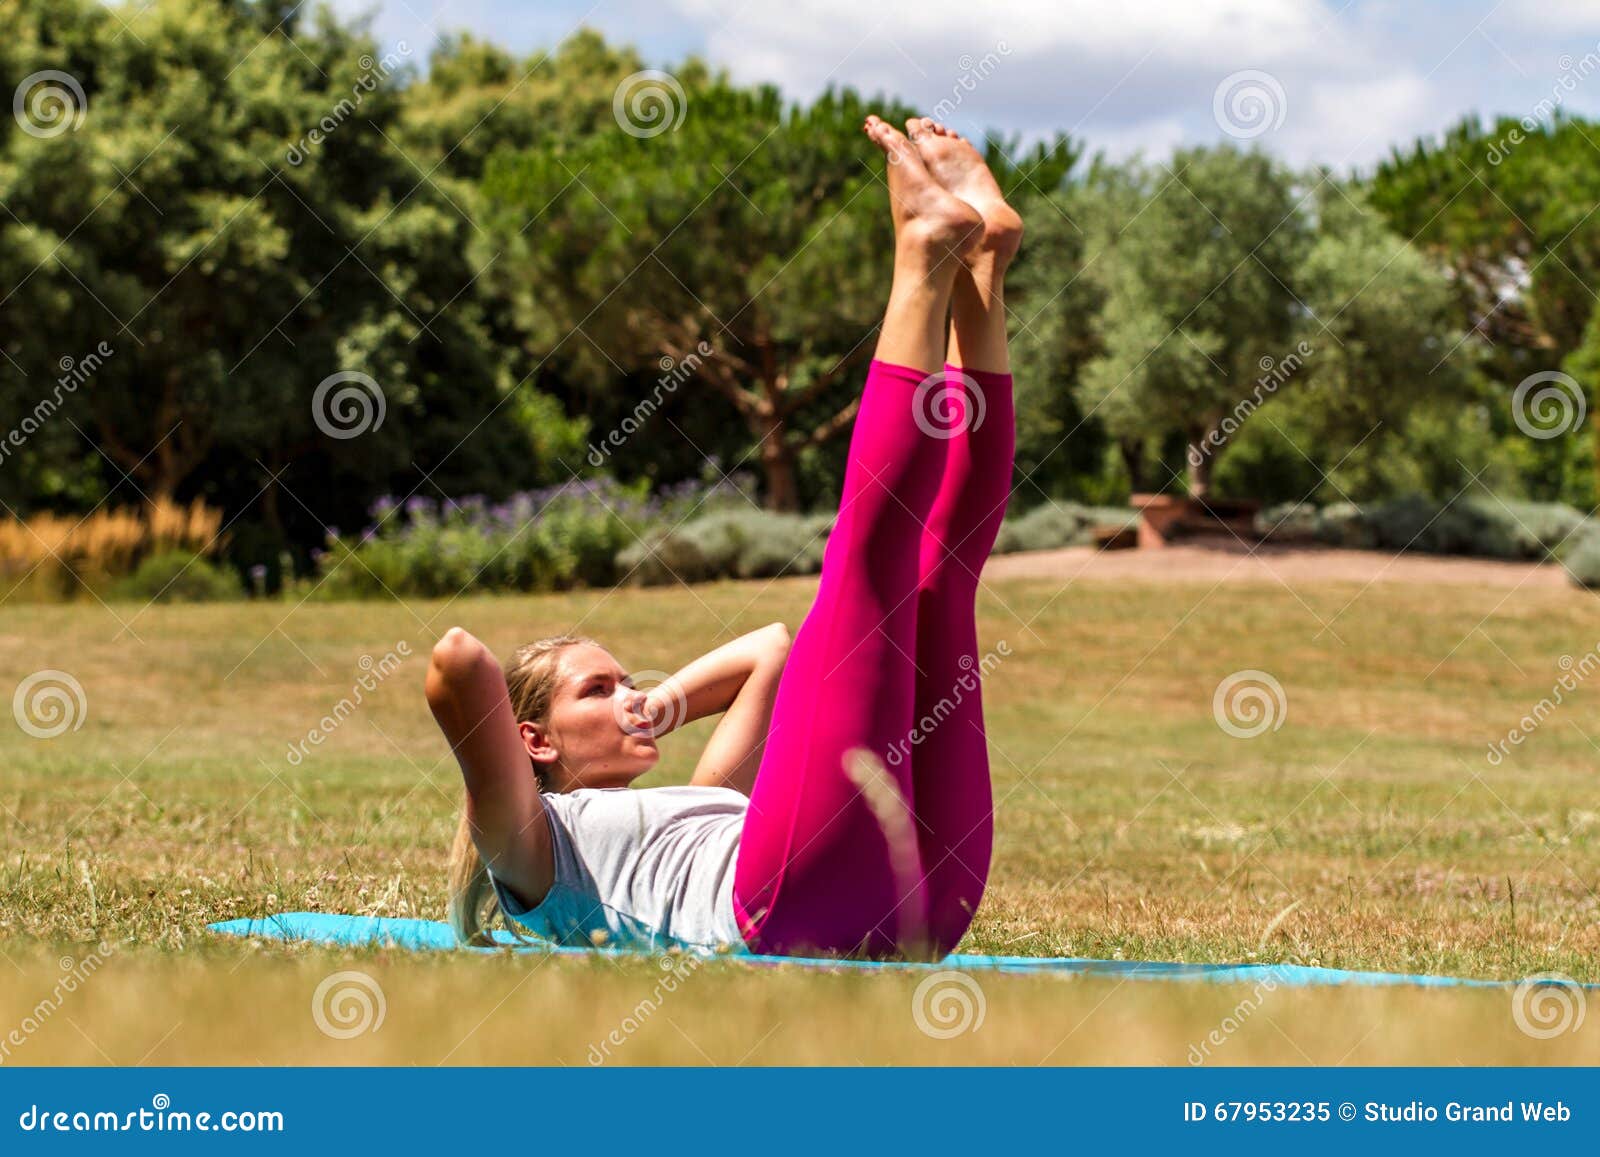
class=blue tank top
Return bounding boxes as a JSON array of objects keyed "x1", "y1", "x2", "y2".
[{"x1": 487, "y1": 784, "x2": 749, "y2": 953}]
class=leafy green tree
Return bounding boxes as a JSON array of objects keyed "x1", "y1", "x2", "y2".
[
  {"x1": 483, "y1": 69, "x2": 1071, "y2": 511},
  {"x1": 1371, "y1": 115, "x2": 1600, "y2": 503},
  {"x1": 1006, "y1": 175, "x2": 1117, "y2": 502},
  {"x1": 1270, "y1": 180, "x2": 1469, "y2": 498},
  {"x1": 1072, "y1": 146, "x2": 1310, "y2": 497},
  {"x1": 0, "y1": 0, "x2": 582, "y2": 557}
]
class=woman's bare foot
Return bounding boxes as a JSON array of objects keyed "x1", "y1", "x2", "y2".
[
  {"x1": 905, "y1": 117, "x2": 1023, "y2": 265},
  {"x1": 864, "y1": 114, "x2": 983, "y2": 270}
]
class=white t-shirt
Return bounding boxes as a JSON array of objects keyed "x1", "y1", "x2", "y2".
[{"x1": 487, "y1": 784, "x2": 749, "y2": 953}]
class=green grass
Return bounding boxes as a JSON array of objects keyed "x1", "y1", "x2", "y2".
[{"x1": 2, "y1": 571, "x2": 1598, "y2": 1064}]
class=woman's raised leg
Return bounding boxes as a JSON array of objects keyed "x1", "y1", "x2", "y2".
[
  {"x1": 730, "y1": 115, "x2": 982, "y2": 958},
  {"x1": 904, "y1": 118, "x2": 1023, "y2": 955}
]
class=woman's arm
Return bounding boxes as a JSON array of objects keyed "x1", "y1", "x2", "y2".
[
  {"x1": 425, "y1": 627, "x2": 554, "y2": 907},
  {"x1": 644, "y1": 622, "x2": 790, "y2": 796}
]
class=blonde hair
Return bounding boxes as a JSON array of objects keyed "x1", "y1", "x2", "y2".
[{"x1": 447, "y1": 634, "x2": 602, "y2": 945}]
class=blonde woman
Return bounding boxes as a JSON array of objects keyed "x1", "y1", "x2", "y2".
[{"x1": 428, "y1": 113, "x2": 1021, "y2": 958}]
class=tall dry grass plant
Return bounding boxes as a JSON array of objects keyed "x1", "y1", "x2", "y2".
[{"x1": 0, "y1": 499, "x2": 225, "y2": 600}]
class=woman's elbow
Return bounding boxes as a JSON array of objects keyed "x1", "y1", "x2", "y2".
[
  {"x1": 428, "y1": 627, "x2": 491, "y2": 699},
  {"x1": 760, "y1": 621, "x2": 791, "y2": 667}
]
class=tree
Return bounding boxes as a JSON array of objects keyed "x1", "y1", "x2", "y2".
[
  {"x1": 1267, "y1": 179, "x2": 1469, "y2": 499},
  {"x1": 0, "y1": 0, "x2": 583, "y2": 558},
  {"x1": 1072, "y1": 147, "x2": 1310, "y2": 497},
  {"x1": 482, "y1": 67, "x2": 1072, "y2": 511},
  {"x1": 1370, "y1": 115, "x2": 1600, "y2": 503}
]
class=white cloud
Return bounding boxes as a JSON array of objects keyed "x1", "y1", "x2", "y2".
[
  {"x1": 323, "y1": 0, "x2": 1600, "y2": 168},
  {"x1": 1497, "y1": 0, "x2": 1600, "y2": 32},
  {"x1": 1292, "y1": 71, "x2": 1432, "y2": 167}
]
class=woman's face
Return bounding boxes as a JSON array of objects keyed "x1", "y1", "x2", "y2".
[{"x1": 530, "y1": 643, "x2": 660, "y2": 790}]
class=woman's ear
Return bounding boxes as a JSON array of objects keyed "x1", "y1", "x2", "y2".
[{"x1": 518, "y1": 720, "x2": 559, "y2": 766}]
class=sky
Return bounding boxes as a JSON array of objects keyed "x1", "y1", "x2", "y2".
[{"x1": 326, "y1": 0, "x2": 1600, "y2": 171}]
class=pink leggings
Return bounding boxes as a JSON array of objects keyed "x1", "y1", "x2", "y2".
[{"x1": 731, "y1": 359, "x2": 1015, "y2": 958}]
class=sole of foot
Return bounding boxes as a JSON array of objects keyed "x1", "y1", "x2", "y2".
[
  {"x1": 905, "y1": 116, "x2": 1023, "y2": 265},
  {"x1": 864, "y1": 114, "x2": 984, "y2": 266}
]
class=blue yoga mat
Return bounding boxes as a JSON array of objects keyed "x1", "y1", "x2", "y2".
[{"x1": 206, "y1": 911, "x2": 1564, "y2": 989}]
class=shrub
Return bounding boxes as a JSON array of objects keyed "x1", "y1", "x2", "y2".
[
  {"x1": 992, "y1": 502, "x2": 1138, "y2": 554},
  {"x1": 0, "y1": 500, "x2": 226, "y2": 600},
  {"x1": 109, "y1": 550, "x2": 240, "y2": 602},
  {"x1": 307, "y1": 474, "x2": 762, "y2": 599},
  {"x1": 1257, "y1": 495, "x2": 1592, "y2": 561},
  {"x1": 616, "y1": 510, "x2": 833, "y2": 586},
  {"x1": 1564, "y1": 531, "x2": 1600, "y2": 589},
  {"x1": 1254, "y1": 502, "x2": 1322, "y2": 541}
]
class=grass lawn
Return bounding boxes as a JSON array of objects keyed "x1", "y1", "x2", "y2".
[{"x1": 2, "y1": 567, "x2": 1598, "y2": 1064}]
